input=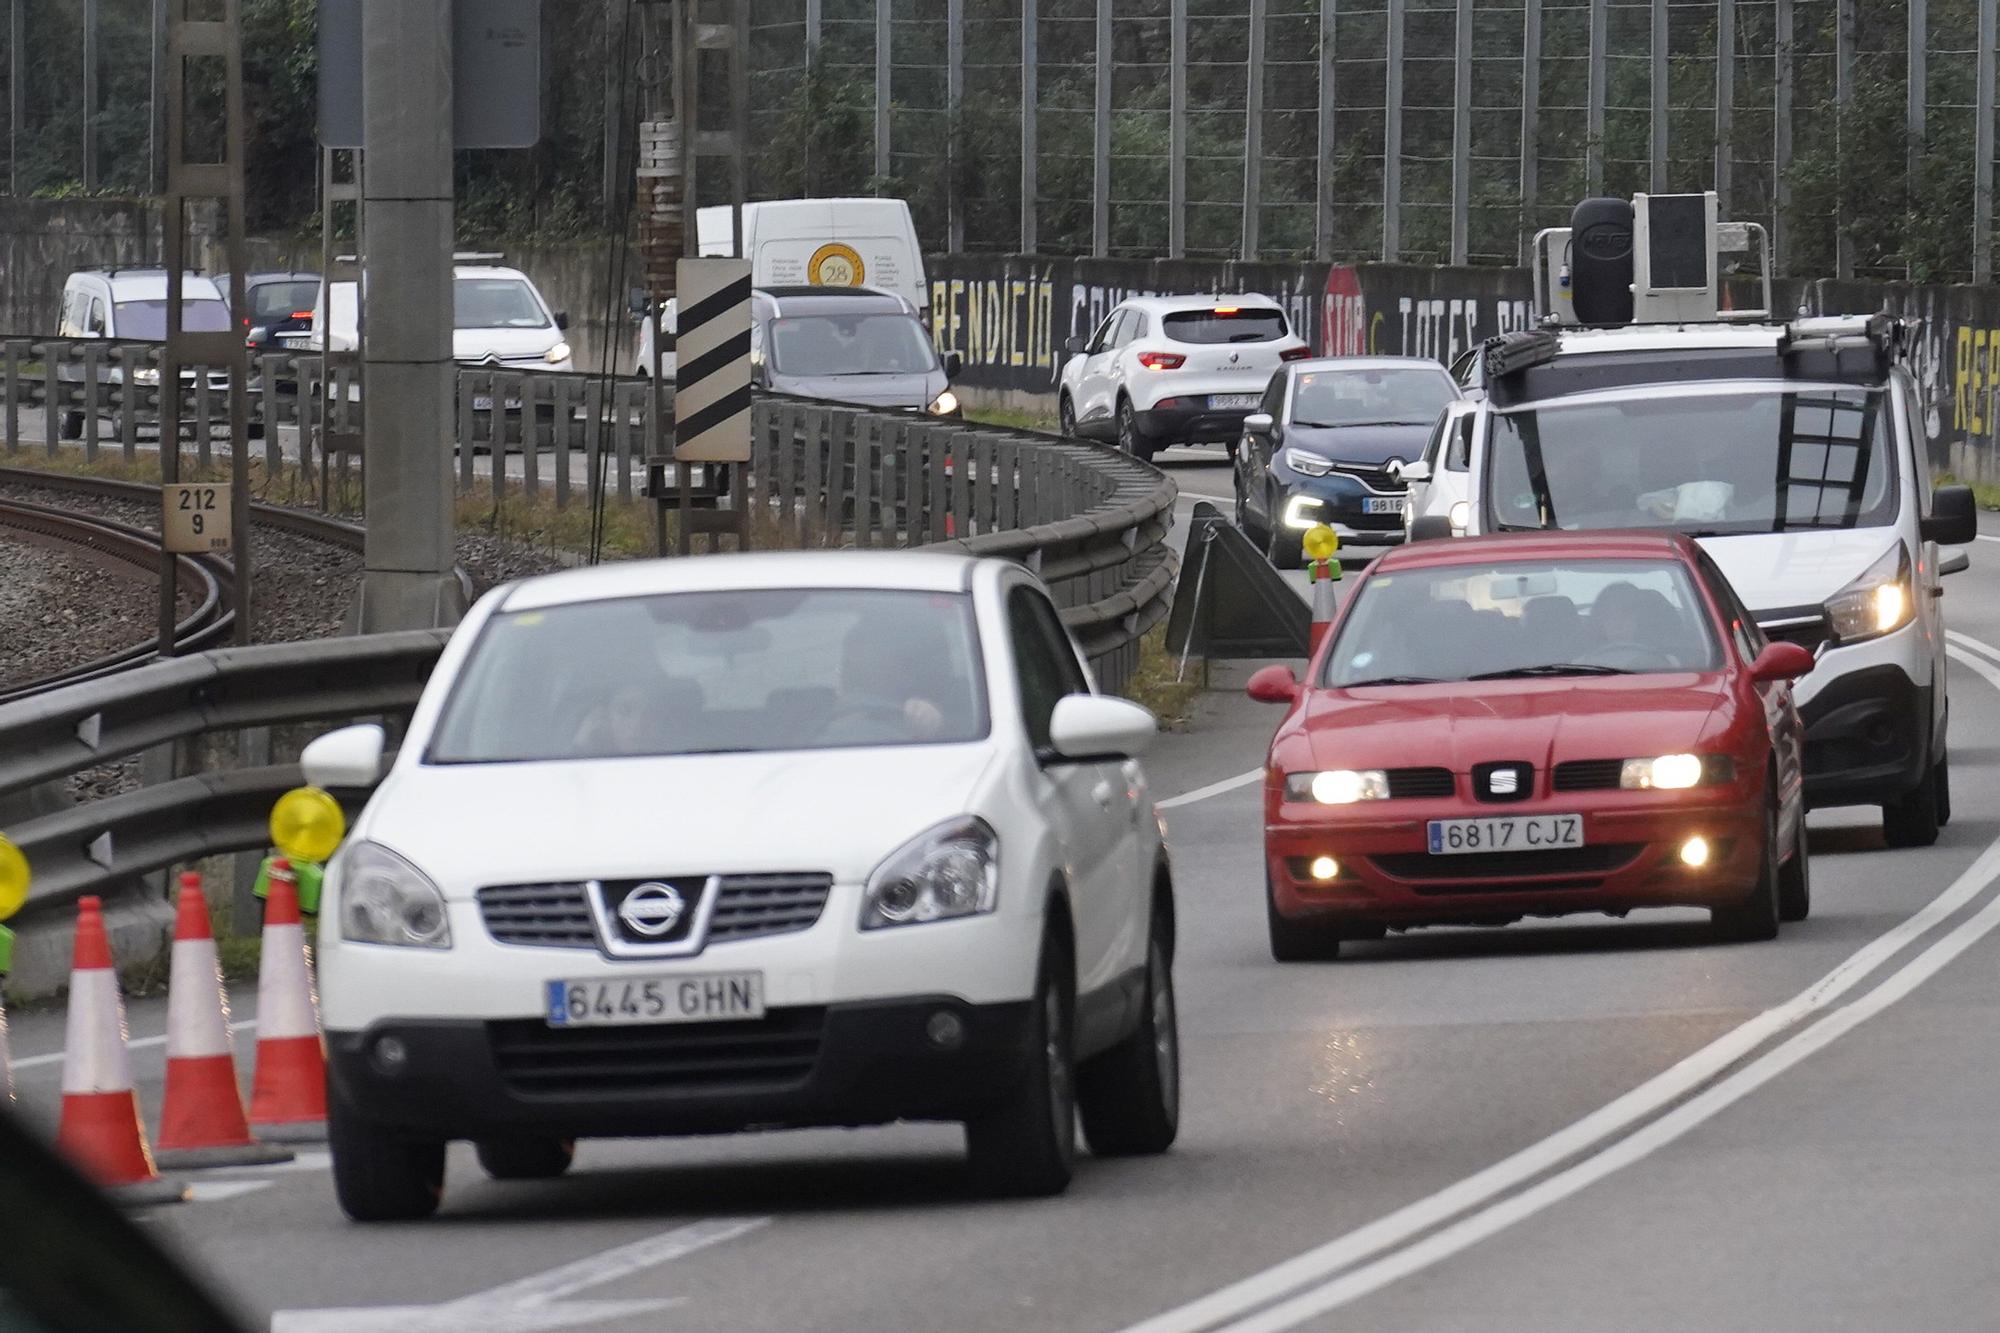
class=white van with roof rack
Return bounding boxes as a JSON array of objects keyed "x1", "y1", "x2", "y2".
[
  {"x1": 55, "y1": 269, "x2": 233, "y2": 439},
  {"x1": 1417, "y1": 193, "x2": 1977, "y2": 848}
]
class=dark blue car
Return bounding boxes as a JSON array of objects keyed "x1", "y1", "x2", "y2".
[{"x1": 1232, "y1": 357, "x2": 1463, "y2": 568}]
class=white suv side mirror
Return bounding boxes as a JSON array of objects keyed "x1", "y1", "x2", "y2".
[
  {"x1": 1048, "y1": 695, "x2": 1156, "y2": 761},
  {"x1": 302, "y1": 723, "x2": 387, "y2": 789}
]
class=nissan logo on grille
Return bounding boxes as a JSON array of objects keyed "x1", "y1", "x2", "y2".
[{"x1": 618, "y1": 882, "x2": 686, "y2": 937}]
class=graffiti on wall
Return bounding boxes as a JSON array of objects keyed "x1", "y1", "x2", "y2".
[
  {"x1": 1322, "y1": 265, "x2": 1533, "y2": 364},
  {"x1": 927, "y1": 270, "x2": 1063, "y2": 382}
]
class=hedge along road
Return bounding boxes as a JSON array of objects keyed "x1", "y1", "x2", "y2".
[{"x1": 12, "y1": 474, "x2": 2000, "y2": 1331}]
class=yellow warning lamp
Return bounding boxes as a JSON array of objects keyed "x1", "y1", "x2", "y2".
[
  {"x1": 0, "y1": 835, "x2": 26, "y2": 922},
  {"x1": 269, "y1": 787, "x2": 346, "y2": 864},
  {"x1": 1302, "y1": 523, "x2": 1340, "y2": 563}
]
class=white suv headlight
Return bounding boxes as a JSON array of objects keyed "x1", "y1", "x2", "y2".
[
  {"x1": 1824, "y1": 543, "x2": 1912, "y2": 644},
  {"x1": 861, "y1": 816, "x2": 998, "y2": 929},
  {"x1": 339, "y1": 841, "x2": 452, "y2": 949}
]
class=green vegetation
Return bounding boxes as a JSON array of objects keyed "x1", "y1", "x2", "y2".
[
  {"x1": 963, "y1": 405, "x2": 1059, "y2": 434},
  {"x1": 1118, "y1": 626, "x2": 1202, "y2": 731}
]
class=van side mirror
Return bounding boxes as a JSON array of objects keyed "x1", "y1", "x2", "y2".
[
  {"x1": 1246, "y1": 664, "x2": 1300, "y2": 704},
  {"x1": 1923, "y1": 484, "x2": 1977, "y2": 546},
  {"x1": 554, "y1": 310, "x2": 570, "y2": 331},
  {"x1": 942, "y1": 350, "x2": 963, "y2": 378},
  {"x1": 1397, "y1": 459, "x2": 1432, "y2": 484},
  {"x1": 1940, "y1": 550, "x2": 1971, "y2": 576},
  {"x1": 1750, "y1": 642, "x2": 1816, "y2": 683}
]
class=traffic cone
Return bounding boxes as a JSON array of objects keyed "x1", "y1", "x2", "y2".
[
  {"x1": 1308, "y1": 558, "x2": 1340, "y2": 654},
  {"x1": 247, "y1": 860, "x2": 327, "y2": 1141},
  {"x1": 155, "y1": 874, "x2": 292, "y2": 1168},
  {"x1": 55, "y1": 897, "x2": 186, "y2": 1205}
]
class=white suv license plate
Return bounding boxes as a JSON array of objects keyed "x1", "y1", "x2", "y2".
[
  {"x1": 1427, "y1": 814, "x2": 1584, "y2": 855},
  {"x1": 546, "y1": 971, "x2": 765, "y2": 1028},
  {"x1": 1211, "y1": 393, "x2": 1262, "y2": 410},
  {"x1": 1362, "y1": 496, "x2": 1402, "y2": 514}
]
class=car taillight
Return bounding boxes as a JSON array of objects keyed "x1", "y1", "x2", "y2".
[
  {"x1": 1280, "y1": 346, "x2": 1311, "y2": 361},
  {"x1": 1137, "y1": 351, "x2": 1186, "y2": 370}
]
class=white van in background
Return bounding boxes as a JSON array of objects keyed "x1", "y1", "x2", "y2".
[{"x1": 637, "y1": 197, "x2": 928, "y2": 375}]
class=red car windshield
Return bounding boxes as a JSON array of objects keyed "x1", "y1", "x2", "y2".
[{"x1": 1324, "y1": 558, "x2": 1722, "y2": 686}]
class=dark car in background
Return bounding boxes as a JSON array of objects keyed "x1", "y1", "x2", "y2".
[
  {"x1": 223, "y1": 271, "x2": 320, "y2": 354},
  {"x1": 1232, "y1": 356, "x2": 1463, "y2": 568}
]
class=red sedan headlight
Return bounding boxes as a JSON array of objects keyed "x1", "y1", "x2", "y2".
[{"x1": 1619, "y1": 755, "x2": 1736, "y2": 790}]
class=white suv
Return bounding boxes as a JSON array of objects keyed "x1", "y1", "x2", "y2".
[
  {"x1": 303, "y1": 551, "x2": 1180, "y2": 1220},
  {"x1": 1058, "y1": 295, "x2": 1309, "y2": 461}
]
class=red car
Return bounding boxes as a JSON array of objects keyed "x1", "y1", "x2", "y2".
[{"x1": 1248, "y1": 531, "x2": 1816, "y2": 960}]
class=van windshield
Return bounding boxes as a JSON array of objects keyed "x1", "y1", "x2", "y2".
[
  {"x1": 454, "y1": 279, "x2": 551, "y2": 330},
  {"x1": 768, "y1": 313, "x2": 936, "y2": 376},
  {"x1": 1486, "y1": 386, "x2": 1898, "y2": 536},
  {"x1": 112, "y1": 299, "x2": 232, "y2": 340}
]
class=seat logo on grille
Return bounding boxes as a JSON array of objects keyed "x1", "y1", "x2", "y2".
[
  {"x1": 618, "y1": 882, "x2": 686, "y2": 937},
  {"x1": 1488, "y1": 769, "x2": 1520, "y2": 795}
]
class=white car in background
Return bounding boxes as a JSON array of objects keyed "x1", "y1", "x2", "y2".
[
  {"x1": 1399, "y1": 398, "x2": 1479, "y2": 541},
  {"x1": 1057, "y1": 295, "x2": 1310, "y2": 461},
  {"x1": 309, "y1": 260, "x2": 574, "y2": 374},
  {"x1": 305, "y1": 551, "x2": 1181, "y2": 1220}
]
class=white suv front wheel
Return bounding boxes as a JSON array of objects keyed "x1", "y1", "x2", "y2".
[{"x1": 964, "y1": 930, "x2": 1077, "y2": 1197}]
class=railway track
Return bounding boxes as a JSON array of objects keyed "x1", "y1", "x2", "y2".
[{"x1": 0, "y1": 467, "x2": 366, "y2": 704}]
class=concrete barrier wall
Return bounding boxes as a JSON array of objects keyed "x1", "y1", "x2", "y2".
[{"x1": 928, "y1": 253, "x2": 2000, "y2": 483}]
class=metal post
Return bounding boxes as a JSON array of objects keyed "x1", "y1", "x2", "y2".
[
  {"x1": 603, "y1": 0, "x2": 621, "y2": 227},
  {"x1": 1835, "y1": 0, "x2": 1854, "y2": 278},
  {"x1": 82, "y1": 0, "x2": 98, "y2": 189},
  {"x1": 8, "y1": 0, "x2": 22, "y2": 195},
  {"x1": 1384, "y1": 0, "x2": 1404, "y2": 259},
  {"x1": 150, "y1": 0, "x2": 167, "y2": 196},
  {"x1": 1909, "y1": 0, "x2": 1927, "y2": 235},
  {"x1": 1093, "y1": 0, "x2": 1111, "y2": 257},
  {"x1": 732, "y1": 0, "x2": 749, "y2": 253},
  {"x1": 1978, "y1": 0, "x2": 1996, "y2": 283},
  {"x1": 1449, "y1": 0, "x2": 1471, "y2": 265},
  {"x1": 1649, "y1": 0, "x2": 1667, "y2": 193},
  {"x1": 1775, "y1": 0, "x2": 1792, "y2": 269},
  {"x1": 1586, "y1": 0, "x2": 1606, "y2": 195},
  {"x1": 874, "y1": 0, "x2": 890, "y2": 182},
  {"x1": 1244, "y1": 0, "x2": 1265, "y2": 261},
  {"x1": 1519, "y1": 0, "x2": 1540, "y2": 262},
  {"x1": 1716, "y1": 0, "x2": 1734, "y2": 215},
  {"x1": 1316, "y1": 0, "x2": 1337, "y2": 261},
  {"x1": 805, "y1": 0, "x2": 821, "y2": 52},
  {"x1": 948, "y1": 0, "x2": 964, "y2": 252},
  {"x1": 1170, "y1": 0, "x2": 1187, "y2": 258},
  {"x1": 1022, "y1": 0, "x2": 1037, "y2": 253},
  {"x1": 355, "y1": 0, "x2": 462, "y2": 631}
]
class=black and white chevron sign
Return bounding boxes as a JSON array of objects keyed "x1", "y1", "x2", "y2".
[{"x1": 672, "y1": 258, "x2": 753, "y2": 463}]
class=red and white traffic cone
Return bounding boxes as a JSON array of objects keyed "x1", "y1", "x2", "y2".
[
  {"x1": 943, "y1": 453, "x2": 957, "y2": 539},
  {"x1": 55, "y1": 896, "x2": 185, "y2": 1204},
  {"x1": 155, "y1": 873, "x2": 292, "y2": 1168},
  {"x1": 247, "y1": 861, "x2": 327, "y2": 1142},
  {"x1": 1308, "y1": 557, "x2": 1339, "y2": 654}
]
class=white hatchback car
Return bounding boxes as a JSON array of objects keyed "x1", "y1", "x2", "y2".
[
  {"x1": 1057, "y1": 295, "x2": 1310, "y2": 461},
  {"x1": 304, "y1": 552, "x2": 1180, "y2": 1220}
]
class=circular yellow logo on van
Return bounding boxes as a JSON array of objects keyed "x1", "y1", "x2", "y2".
[{"x1": 809, "y1": 243, "x2": 865, "y2": 287}]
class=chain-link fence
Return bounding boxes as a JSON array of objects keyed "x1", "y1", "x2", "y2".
[{"x1": 739, "y1": 0, "x2": 2000, "y2": 281}]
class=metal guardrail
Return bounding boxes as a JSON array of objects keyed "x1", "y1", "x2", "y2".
[{"x1": 0, "y1": 388, "x2": 1177, "y2": 914}]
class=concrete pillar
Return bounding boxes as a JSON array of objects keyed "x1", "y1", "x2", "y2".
[{"x1": 353, "y1": 0, "x2": 464, "y2": 632}]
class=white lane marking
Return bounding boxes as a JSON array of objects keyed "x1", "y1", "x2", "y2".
[
  {"x1": 1159, "y1": 769, "x2": 1262, "y2": 809},
  {"x1": 186, "y1": 1180, "x2": 272, "y2": 1204},
  {"x1": 1123, "y1": 642, "x2": 2000, "y2": 1333},
  {"x1": 1179, "y1": 491, "x2": 1236, "y2": 505},
  {"x1": 1974, "y1": 534, "x2": 2000, "y2": 544},
  {"x1": 10, "y1": 1017, "x2": 258, "y2": 1072},
  {"x1": 271, "y1": 1217, "x2": 768, "y2": 1333},
  {"x1": 1947, "y1": 628, "x2": 2000, "y2": 668},
  {"x1": 1225, "y1": 827, "x2": 2000, "y2": 1330}
]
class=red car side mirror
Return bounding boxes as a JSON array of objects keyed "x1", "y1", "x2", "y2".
[
  {"x1": 1750, "y1": 641, "x2": 1815, "y2": 683},
  {"x1": 1246, "y1": 664, "x2": 1300, "y2": 703}
]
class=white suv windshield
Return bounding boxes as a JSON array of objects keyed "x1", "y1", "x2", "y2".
[
  {"x1": 428, "y1": 588, "x2": 989, "y2": 762},
  {"x1": 453, "y1": 278, "x2": 550, "y2": 330},
  {"x1": 1326, "y1": 559, "x2": 1721, "y2": 686},
  {"x1": 1487, "y1": 385, "x2": 1897, "y2": 535},
  {"x1": 768, "y1": 313, "x2": 936, "y2": 376}
]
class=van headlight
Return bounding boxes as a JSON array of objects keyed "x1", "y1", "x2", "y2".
[
  {"x1": 927, "y1": 389, "x2": 961, "y2": 417},
  {"x1": 132, "y1": 367, "x2": 161, "y2": 386},
  {"x1": 861, "y1": 816, "x2": 998, "y2": 929},
  {"x1": 338, "y1": 841, "x2": 452, "y2": 949},
  {"x1": 1824, "y1": 543, "x2": 1912, "y2": 644},
  {"x1": 1449, "y1": 500, "x2": 1470, "y2": 534},
  {"x1": 544, "y1": 341, "x2": 572, "y2": 365}
]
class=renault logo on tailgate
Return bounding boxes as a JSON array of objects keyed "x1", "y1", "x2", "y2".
[{"x1": 619, "y1": 882, "x2": 686, "y2": 937}]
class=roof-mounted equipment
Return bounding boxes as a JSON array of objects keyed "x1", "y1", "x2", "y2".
[
  {"x1": 1533, "y1": 191, "x2": 1773, "y2": 327},
  {"x1": 1779, "y1": 313, "x2": 1909, "y2": 382}
]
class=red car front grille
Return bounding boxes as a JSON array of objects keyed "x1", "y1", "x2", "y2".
[{"x1": 1370, "y1": 844, "x2": 1646, "y2": 885}]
